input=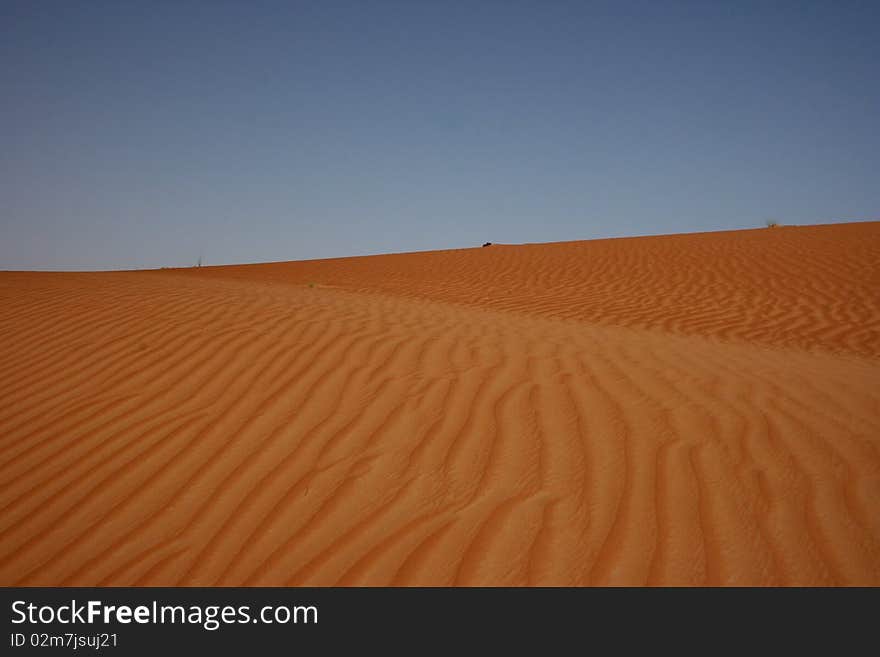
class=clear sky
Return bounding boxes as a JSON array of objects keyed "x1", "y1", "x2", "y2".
[{"x1": 2, "y1": 1, "x2": 877, "y2": 270}]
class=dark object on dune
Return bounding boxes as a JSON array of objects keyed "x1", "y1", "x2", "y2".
[{"x1": 482, "y1": 242, "x2": 492, "y2": 247}]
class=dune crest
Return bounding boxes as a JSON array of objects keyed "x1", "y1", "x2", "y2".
[{"x1": 1, "y1": 222, "x2": 879, "y2": 585}]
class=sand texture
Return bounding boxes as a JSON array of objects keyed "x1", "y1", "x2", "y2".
[{"x1": 1, "y1": 222, "x2": 879, "y2": 585}]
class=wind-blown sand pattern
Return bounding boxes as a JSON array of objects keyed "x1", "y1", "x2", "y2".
[{"x1": 1, "y1": 222, "x2": 879, "y2": 586}]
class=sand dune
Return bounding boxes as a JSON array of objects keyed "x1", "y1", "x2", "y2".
[{"x1": 1, "y1": 222, "x2": 879, "y2": 585}]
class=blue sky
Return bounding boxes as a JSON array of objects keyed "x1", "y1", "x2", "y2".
[{"x1": 2, "y1": 1, "x2": 877, "y2": 270}]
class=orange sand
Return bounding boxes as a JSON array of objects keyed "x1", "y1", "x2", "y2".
[{"x1": 1, "y1": 222, "x2": 878, "y2": 586}]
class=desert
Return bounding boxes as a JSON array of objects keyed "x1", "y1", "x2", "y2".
[{"x1": 1, "y1": 221, "x2": 878, "y2": 586}]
